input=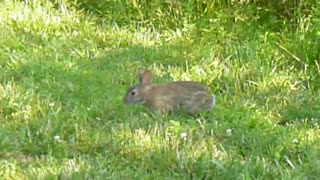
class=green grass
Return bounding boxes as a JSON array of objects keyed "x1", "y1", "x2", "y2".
[{"x1": 0, "y1": 0, "x2": 320, "y2": 179}]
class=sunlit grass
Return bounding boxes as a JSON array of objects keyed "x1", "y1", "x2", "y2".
[{"x1": 0, "y1": 0, "x2": 319, "y2": 179}]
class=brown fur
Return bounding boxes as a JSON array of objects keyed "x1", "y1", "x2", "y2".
[{"x1": 124, "y1": 70, "x2": 215, "y2": 115}]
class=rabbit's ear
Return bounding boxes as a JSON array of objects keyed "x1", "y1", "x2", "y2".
[{"x1": 138, "y1": 70, "x2": 153, "y2": 86}]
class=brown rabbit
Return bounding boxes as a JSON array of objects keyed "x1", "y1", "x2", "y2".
[{"x1": 123, "y1": 70, "x2": 215, "y2": 115}]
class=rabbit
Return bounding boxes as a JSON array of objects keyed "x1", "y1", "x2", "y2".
[{"x1": 123, "y1": 70, "x2": 215, "y2": 115}]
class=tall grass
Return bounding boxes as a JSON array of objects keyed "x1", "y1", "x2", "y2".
[{"x1": 0, "y1": 0, "x2": 319, "y2": 179}]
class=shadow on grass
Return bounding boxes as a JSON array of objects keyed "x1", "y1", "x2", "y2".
[
  {"x1": 0, "y1": 40, "x2": 219, "y2": 157},
  {"x1": 1, "y1": 34, "x2": 319, "y2": 178},
  {"x1": 279, "y1": 98, "x2": 320, "y2": 125}
]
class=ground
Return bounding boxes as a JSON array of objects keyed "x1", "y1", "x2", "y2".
[{"x1": 0, "y1": 0, "x2": 320, "y2": 179}]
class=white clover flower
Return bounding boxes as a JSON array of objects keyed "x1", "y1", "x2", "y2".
[
  {"x1": 54, "y1": 135, "x2": 61, "y2": 140},
  {"x1": 292, "y1": 138, "x2": 299, "y2": 144},
  {"x1": 180, "y1": 132, "x2": 187, "y2": 140},
  {"x1": 226, "y1": 129, "x2": 232, "y2": 137}
]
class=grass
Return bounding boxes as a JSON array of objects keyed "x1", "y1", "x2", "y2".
[{"x1": 0, "y1": 0, "x2": 320, "y2": 179}]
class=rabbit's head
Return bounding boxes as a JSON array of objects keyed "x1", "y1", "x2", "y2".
[{"x1": 123, "y1": 70, "x2": 153, "y2": 105}]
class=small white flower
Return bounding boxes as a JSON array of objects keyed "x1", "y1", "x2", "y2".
[
  {"x1": 292, "y1": 138, "x2": 299, "y2": 144},
  {"x1": 49, "y1": 102, "x2": 55, "y2": 107},
  {"x1": 54, "y1": 135, "x2": 61, "y2": 140},
  {"x1": 180, "y1": 132, "x2": 187, "y2": 139},
  {"x1": 226, "y1": 129, "x2": 232, "y2": 137}
]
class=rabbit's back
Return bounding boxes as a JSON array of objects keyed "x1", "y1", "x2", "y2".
[{"x1": 142, "y1": 81, "x2": 213, "y2": 114}]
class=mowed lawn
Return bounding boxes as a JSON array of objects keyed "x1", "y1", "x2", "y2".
[{"x1": 0, "y1": 0, "x2": 320, "y2": 179}]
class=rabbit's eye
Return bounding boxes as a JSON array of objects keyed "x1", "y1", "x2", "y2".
[{"x1": 130, "y1": 91, "x2": 136, "y2": 96}]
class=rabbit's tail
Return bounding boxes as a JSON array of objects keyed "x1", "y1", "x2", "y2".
[{"x1": 208, "y1": 94, "x2": 216, "y2": 109}]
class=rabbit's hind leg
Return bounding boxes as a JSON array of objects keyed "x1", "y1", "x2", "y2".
[{"x1": 186, "y1": 93, "x2": 215, "y2": 114}]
